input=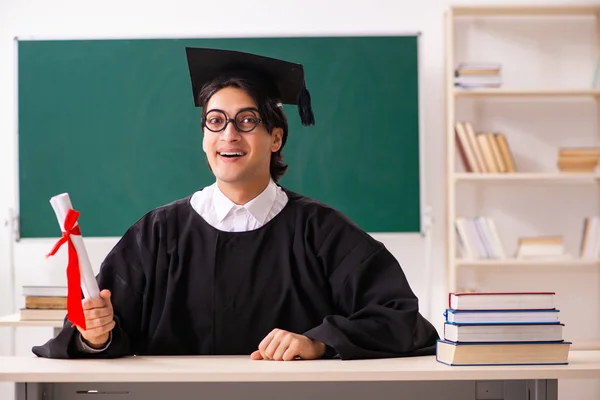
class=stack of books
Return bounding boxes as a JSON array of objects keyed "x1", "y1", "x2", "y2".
[
  {"x1": 20, "y1": 285, "x2": 67, "y2": 321},
  {"x1": 557, "y1": 147, "x2": 600, "y2": 173},
  {"x1": 454, "y1": 63, "x2": 502, "y2": 89},
  {"x1": 436, "y1": 292, "x2": 571, "y2": 366}
]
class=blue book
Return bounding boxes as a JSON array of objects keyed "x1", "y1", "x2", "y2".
[{"x1": 444, "y1": 308, "x2": 560, "y2": 324}]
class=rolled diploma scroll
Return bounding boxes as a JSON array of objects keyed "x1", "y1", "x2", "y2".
[{"x1": 49, "y1": 193, "x2": 100, "y2": 299}]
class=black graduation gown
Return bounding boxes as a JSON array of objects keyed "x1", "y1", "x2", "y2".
[{"x1": 32, "y1": 188, "x2": 439, "y2": 360}]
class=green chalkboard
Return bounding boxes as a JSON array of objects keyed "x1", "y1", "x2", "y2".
[{"x1": 17, "y1": 35, "x2": 421, "y2": 238}]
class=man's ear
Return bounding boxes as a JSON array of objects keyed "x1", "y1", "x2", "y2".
[{"x1": 271, "y1": 128, "x2": 283, "y2": 152}]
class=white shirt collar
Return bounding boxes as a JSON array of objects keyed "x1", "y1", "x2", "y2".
[{"x1": 212, "y1": 180, "x2": 278, "y2": 224}]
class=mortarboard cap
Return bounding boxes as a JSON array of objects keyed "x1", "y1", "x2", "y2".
[{"x1": 185, "y1": 47, "x2": 315, "y2": 126}]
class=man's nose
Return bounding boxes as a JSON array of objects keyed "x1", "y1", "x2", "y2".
[{"x1": 221, "y1": 121, "x2": 241, "y2": 142}]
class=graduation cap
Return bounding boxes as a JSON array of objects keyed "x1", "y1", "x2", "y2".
[{"x1": 185, "y1": 47, "x2": 315, "y2": 126}]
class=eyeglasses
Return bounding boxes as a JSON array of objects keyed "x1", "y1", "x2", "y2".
[{"x1": 202, "y1": 108, "x2": 263, "y2": 133}]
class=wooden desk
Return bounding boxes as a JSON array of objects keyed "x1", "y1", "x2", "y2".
[{"x1": 2, "y1": 352, "x2": 600, "y2": 400}]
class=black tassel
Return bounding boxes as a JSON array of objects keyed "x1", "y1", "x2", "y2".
[{"x1": 298, "y1": 84, "x2": 315, "y2": 126}]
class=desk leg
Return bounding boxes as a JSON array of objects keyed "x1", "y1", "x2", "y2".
[
  {"x1": 14, "y1": 383, "x2": 45, "y2": 400},
  {"x1": 14, "y1": 383, "x2": 25, "y2": 400},
  {"x1": 526, "y1": 380, "x2": 558, "y2": 400}
]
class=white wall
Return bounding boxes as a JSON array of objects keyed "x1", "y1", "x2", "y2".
[{"x1": 1, "y1": 0, "x2": 598, "y2": 399}]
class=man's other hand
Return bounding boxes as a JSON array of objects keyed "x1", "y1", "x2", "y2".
[{"x1": 251, "y1": 328, "x2": 326, "y2": 361}]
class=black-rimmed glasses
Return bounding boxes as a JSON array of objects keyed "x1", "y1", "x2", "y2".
[{"x1": 202, "y1": 108, "x2": 263, "y2": 133}]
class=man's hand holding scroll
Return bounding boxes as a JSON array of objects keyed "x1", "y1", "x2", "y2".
[{"x1": 77, "y1": 289, "x2": 115, "y2": 349}]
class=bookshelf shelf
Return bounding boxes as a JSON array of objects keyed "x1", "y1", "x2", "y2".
[
  {"x1": 454, "y1": 173, "x2": 600, "y2": 183},
  {"x1": 456, "y1": 258, "x2": 600, "y2": 267},
  {"x1": 454, "y1": 88, "x2": 600, "y2": 98},
  {"x1": 452, "y1": 5, "x2": 600, "y2": 17}
]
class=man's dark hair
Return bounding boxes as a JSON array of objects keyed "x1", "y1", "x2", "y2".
[{"x1": 197, "y1": 72, "x2": 289, "y2": 182}]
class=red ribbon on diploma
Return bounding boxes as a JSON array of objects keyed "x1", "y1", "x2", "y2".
[{"x1": 46, "y1": 208, "x2": 86, "y2": 330}]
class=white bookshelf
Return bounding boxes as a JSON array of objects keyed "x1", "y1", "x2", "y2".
[{"x1": 445, "y1": 4, "x2": 600, "y2": 351}]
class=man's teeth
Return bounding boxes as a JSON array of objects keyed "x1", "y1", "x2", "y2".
[{"x1": 219, "y1": 152, "x2": 245, "y2": 156}]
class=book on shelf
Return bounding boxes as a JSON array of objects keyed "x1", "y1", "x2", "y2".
[
  {"x1": 592, "y1": 55, "x2": 600, "y2": 88},
  {"x1": 25, "y1": 296, "x2": 67, "y2": 310},
  {"x1": 580, "y1": 216, "x2": 600, "y2": 258},
  {"x1": 516, "y1": 236, "x2": 566, "y2": 259},
  {"x1": 557, "y1": 147, "x2": 600, "y2": 173},
  {"x1": 437, "y1": 292, "x2": 570, "y2": 366},
  {"x1": 20, "y1": 308, "x2": 66, "y2": 321},
  {"x1": 455, "y1": 122, "x2": 516, "y2": 173},
  {"x1": 22, "y1": 285, "x2": 67, "y2": 297},
  {"x1": 454, "y1": 63, "x2": 502, "y2": 89},
  {"x1": 455, "y1": 216, "x2": 505, "y2": 260}
]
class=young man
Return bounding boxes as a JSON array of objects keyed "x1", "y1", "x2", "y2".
[{"x1": 33, "y1": 47, "x2": 439, "y2": 361}]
